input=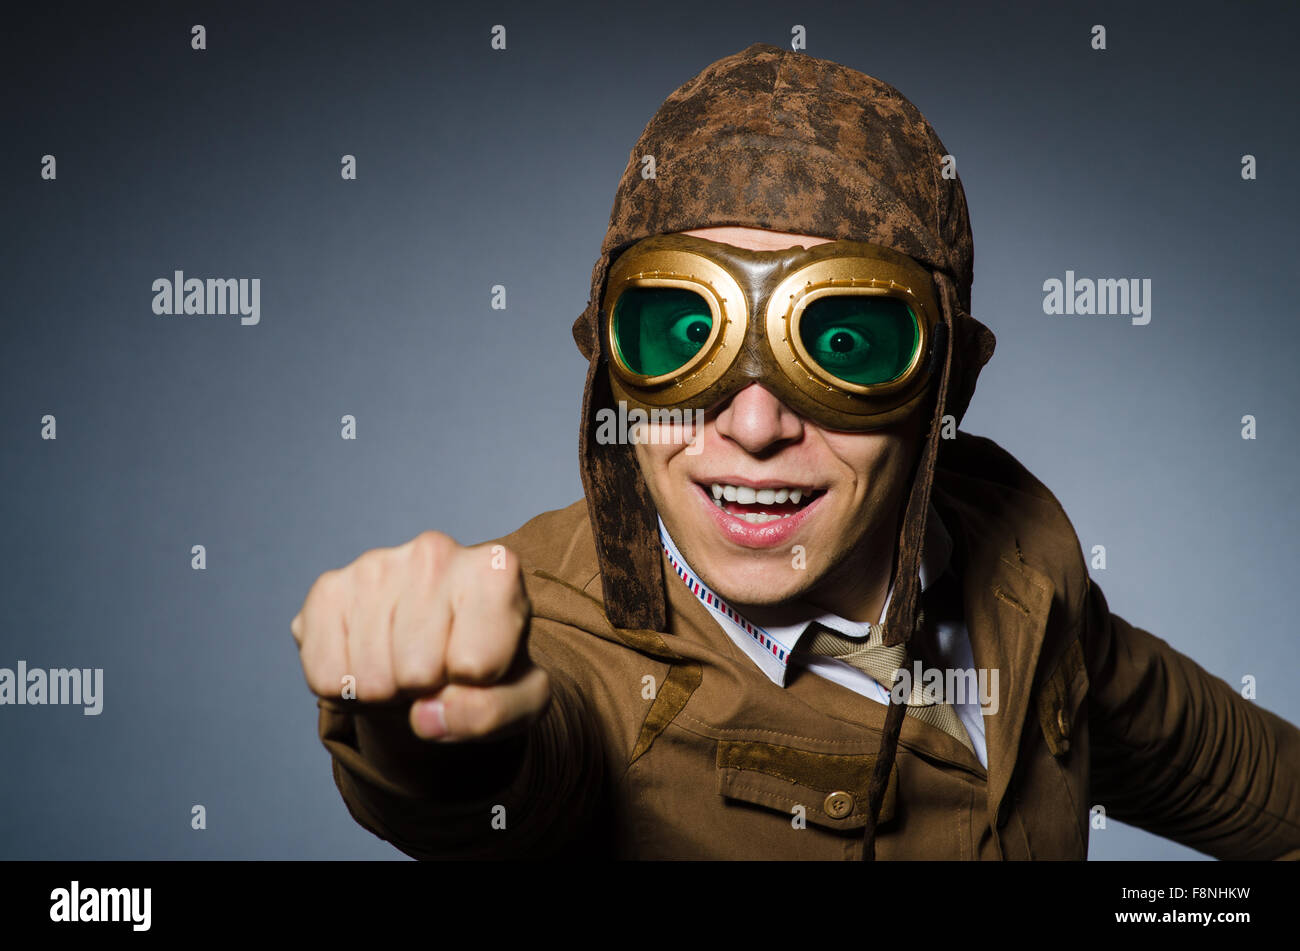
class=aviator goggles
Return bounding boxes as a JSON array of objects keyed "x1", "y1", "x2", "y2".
[{"x1": 602, "y1": 233, "x2": 945, "y2": 431}]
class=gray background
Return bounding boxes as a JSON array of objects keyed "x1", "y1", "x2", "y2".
[{"x1": 2, "y1": 0, "x2": 1296, "y2": 860}]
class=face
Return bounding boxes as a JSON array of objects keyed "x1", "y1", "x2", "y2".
[{"x1": 632, "y1": 226, "x2": 928, "y2": 624}]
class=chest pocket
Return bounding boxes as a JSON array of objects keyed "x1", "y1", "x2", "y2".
[
  {"x1": 1035, "y1": 637, "x2": 1088, "y2": 756},
  {"x1": 716, "y1": 740, "x2": 899, "y2": 832}
]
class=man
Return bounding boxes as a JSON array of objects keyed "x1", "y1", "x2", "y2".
[{"x1": 292, "y1": 43, "x2": 1300, "y2": 859}]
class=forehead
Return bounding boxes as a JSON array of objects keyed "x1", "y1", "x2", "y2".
[{"x1": 677, "y1": 225, "x2": 834, "y2": 251}]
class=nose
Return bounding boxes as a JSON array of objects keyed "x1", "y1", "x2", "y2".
[{"x1": 712, "y1": 383, "x2": 805, "y2": 455}]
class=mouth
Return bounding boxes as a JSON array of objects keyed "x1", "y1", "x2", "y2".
[{"x1": 695, "y1": 480, "x2": 826, "y2": 524}]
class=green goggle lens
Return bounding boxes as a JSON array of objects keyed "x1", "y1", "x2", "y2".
[
  {"x1": 798, "y1": 295, "x2": 919, "y2": 386},
  {"x1": 612, "y1": 287, "x2": 714, "y2": 377}
]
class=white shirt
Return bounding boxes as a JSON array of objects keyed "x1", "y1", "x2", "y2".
[{"x1": 658, "y1": 504, "x2": 988, "y2": 768}]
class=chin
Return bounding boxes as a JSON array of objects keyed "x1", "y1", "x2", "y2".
[{"x1": 692, "y1": 554, "x2": 815, "y2": 610}]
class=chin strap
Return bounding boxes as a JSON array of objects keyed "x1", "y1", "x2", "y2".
[
  {"x1": 861, "y1": 271, "x2": 960, "y2": 860},
  {"x1": 861, "y1": 640, "x2": 912, "y2": 859}
]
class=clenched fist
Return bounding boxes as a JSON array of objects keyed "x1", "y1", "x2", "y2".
[{"x1": 291, "y1": 531, "x2": 550, "y2": 742}]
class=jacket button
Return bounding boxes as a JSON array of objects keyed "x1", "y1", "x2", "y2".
[
  {"x1": 1056, "y1": 708, "x2": 1071, "y2": 752},
  {"x1": 824, "y1": 791, "x2": 854, "y2": 819}
]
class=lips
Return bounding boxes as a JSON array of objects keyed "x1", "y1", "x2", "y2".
[
  {"x1": 703, "y1": 481, "x2": 824, "y2": 523},
  {"x1": 692, "y1": 479, "x2": 826, "y2": 548}
]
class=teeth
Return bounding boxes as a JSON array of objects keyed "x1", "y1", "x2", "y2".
[
  {"x1": 707, "y1": 494, "x2": 805, "y2": 522},
  {"x1": 704, "y1": 482, "x2": 818, "y2": 517},
  {"x1": 734, "y1": 511, "x2": 793, "y2": 524}
]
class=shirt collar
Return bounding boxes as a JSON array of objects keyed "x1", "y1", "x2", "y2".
[{"x1": 658, "y1": 502, "x2": 953, "y2": 687}]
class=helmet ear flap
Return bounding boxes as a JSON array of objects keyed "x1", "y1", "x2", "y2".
[
  {"x1": 933, "y1": 273, "x2": 997, "y2": 431},
  {"x1": 915, "y1": 316, "x2": 950, "y2": 445},
  {"x1": 574, "y1": 250, "x2": 615, "y2": 363},
  {"x1": 926, "y1": 319, "x2": 949, "y2": 381},
  {"x1": 578, "y1": 352, "x2": 669, "y2": 632}
]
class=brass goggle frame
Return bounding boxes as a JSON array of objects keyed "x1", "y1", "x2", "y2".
[{"x1": 601, "y1": 233, "x2": 942, "y2": 431}]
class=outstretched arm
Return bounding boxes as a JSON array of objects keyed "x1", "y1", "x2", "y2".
[
  {"x1": 294, "y1": 530, "x2": 610, "y2": 859},
  {"x1": 1083, "y1": 578, "x2": 1300, "y2": 859}
]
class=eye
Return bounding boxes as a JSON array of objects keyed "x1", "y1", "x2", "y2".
[
  {"x1": 611, "y1": 286, "x2": 714, "y2": 376},
  {"x1": 797, "y1": 295, "x2": 918, "y2": 386},
  {"x1": 814, "y1": 327, "x2": 870, "y2": 361},
  {"x1": 670, "y1": 313, "x2": 713, "y2": 348}
]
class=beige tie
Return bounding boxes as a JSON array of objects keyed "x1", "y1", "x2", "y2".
[{"x1": 797, "y1": 613, "x2": 976, "y2": 756}]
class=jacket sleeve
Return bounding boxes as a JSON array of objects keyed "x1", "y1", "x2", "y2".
[
  {"x1": 1082, "y1": 577, "x2": 1300, "y2": 859},
  {"x1": 317, "y1": 631, "x2": 612, "y2": 860}
]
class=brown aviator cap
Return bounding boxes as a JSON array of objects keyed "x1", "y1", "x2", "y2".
[{"x1": 570, "y1": 42, "x2": 997, "y2": 857}]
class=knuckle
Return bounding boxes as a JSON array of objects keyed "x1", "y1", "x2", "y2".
[
  {"x1": 473, "y1": 567, "x2": 513, "y2": 602},
  {"x1": 392, "y1": 652, "x2": 440, "y2": 691},
  {"x1": 305, "y1": 568, "x2": 344, "y2": 610},
  {"x1": 479, "y1": 557, "x2": 530, "y2": 614},
  {"x1": 450, "y1": 648, "x2": 506, "y2": 685},
  {"x1": 302, "y1": 645, "x2": 345, "y2": 698},
  {"x1": 354, "y1": 550, "x2": 389, "y2": 587},
  {"x1": 350, "y1": 658, "x2": 396, "y2": 702},
  {"x1": 412, "y1": 530, "x2": 456, "y2": 573},
  {"x1": 493, "y1": 545, "x2": 521, "y2": 576},
  {"x1": 302, "y1": 661, "x2": 337, "y2": 698}
]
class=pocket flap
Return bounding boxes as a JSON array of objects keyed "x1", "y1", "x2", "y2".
[{"x1": 716, "y1": 739, "x2": 898, "y2": 831}]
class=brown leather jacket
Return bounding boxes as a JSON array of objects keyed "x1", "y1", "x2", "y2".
[{"x1": 317, "y1": 431, "x2": 1300, "y2": 860}]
